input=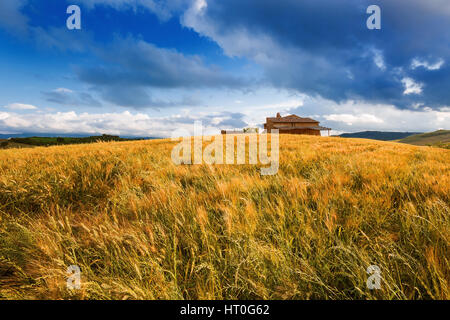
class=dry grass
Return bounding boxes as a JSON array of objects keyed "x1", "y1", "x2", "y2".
[{"x1": 0, "y1": 135, "x2": 449, "y2": 300}]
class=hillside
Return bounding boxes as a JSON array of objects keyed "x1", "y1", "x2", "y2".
[
  {"x1": 339, "y1": 131, "x2": 422, "y2": 141},
  {"x1": 8, "y1": 135, "x2": 130, "y2": 147},
  {"x1": 0, "y1": 135, "x2": 449, "y2": 300},
  {"x1": 0, "y1": 133, "x2": 94, "y2": 140},
  {"x1": 1, "y1": 135, "x2": 145, "y2": 149},
  {"x1": 0, "y1": 139, "x2": 36, "y2": 149},
  {"x1": 1, "y1": 135, "x2": 154, "y2": 150},
  {"x1": 398, "y1": 130, "x2": 450, "y2": 148}
]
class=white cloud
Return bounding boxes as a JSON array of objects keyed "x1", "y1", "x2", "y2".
[
  {"x1": 286, "y1": 97, "x2": 450, "y2": 133},
  {"x1": 373, "y1": 50, "x2": 386, "y2": 71},
  {"x1": 411, "y1": 58, "x2": 444, "y2": 70},
  {"x1": 3, "y1": 103, "x2": 38, "y2": 110},
  {"x1": 0, "y1": 112, "x2": 9, "y2": 121},
  {"x1": 54, "y1": 88, "x2": 74, "y2": 93},
  {"x1": 324, "y1": 113, "x2": 384, "y2": 126},
  {"x1": 76, "y1": 0, "x2": 189, "y2": 21},
  {"x1": 0, "y1": 110, "x2": 246, "y2": 137},
  {"x1": 1, "y1": 98, "x2": 449, "y2": 138},
  {"x1": 182, "y1": 2, "x2": 278, "y2": 60},
  {"x1": 326, "y1": 105, "x2": 450, "y2": 132},
  {"x1": 192, "y1": 0, "x2": 207, "y2": 12},
  {"x1": 0, "y1": 111, "x2": 32, "y2": 127},
  {"x1": 402, "y1": 77, "x2": 423, "y2": 95},
  {"x1": 250, "y1": 99, "x2": 304, "y2": 111}
]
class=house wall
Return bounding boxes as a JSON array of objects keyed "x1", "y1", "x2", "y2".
[
  {"x1": 292, "y1": 122, "x2": 319, "y2": 128},
  {"x1": 265, "y1": 121, "x2": 320, "y2": 130},
  {"x1": 268, "y1": 128, "x2": 321, "y2": 136}
]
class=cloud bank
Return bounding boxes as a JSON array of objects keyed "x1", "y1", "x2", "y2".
[
  {"x1": 0, "y1": 0, "x2": 448, "y2": 135},
  {"x1": 0, "y1": 109, "x2": 249, "y2": 137},
  {"x1": 182, "y1": 0, "x2": 450, "y2": 110}
]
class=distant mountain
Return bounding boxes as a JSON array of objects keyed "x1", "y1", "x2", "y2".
[
  {"x1": 338, "y1": 131, "x2": 422, "y2": 141},
  {"x1": 397, "y1": 130, "x2": 450, "y2": 146}
]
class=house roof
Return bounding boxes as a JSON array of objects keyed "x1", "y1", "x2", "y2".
[
  {"x1": 272, "y1": 125, "x2": 331, "y2": 131},
  {"x1": 267, "y1": 114, "x2": 319, "y2": 123}
]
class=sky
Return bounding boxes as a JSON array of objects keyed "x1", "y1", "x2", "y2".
[{"x1": 0, "y1": 0, "x2": 449, "y2": 137}]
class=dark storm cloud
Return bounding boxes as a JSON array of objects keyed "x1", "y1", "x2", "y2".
[
  {"x1": 5, "y1": 0, "x2": 448, "y2": 111},
  {"x1": 210, "y1": 112, "x2": 248, "y2": 129},
  {"x1": 155, "y1": 111, "x2": 248, "y2": 130},
  {"x1": 75, "y1": 37, "x2": 249, "y2": 108},
  {"x1": 183, "y1": 0, "x2": 450, "y2": 109},
  {"x1": 98, "y1": 85, "x2": 202, "y2": 109},
  {"x1": 43, "y1": 89, "x2": 102, "y2": 107},
  {"x1": 215, "y1": 118, "x2": 247, "y2": 128}
]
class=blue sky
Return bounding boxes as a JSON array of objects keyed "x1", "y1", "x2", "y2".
[{"x1": 0, "y1": 0, "x2": 449, "y2": 137}]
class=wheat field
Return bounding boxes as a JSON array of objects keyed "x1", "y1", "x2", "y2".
[{"x1": 0, "y1": 135, "x2": 448, "y2": 300}]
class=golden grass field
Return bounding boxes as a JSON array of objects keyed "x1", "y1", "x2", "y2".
[{"x1": 0, "y1": 135, "x2": 448, "y2": 300}]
